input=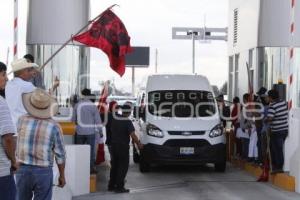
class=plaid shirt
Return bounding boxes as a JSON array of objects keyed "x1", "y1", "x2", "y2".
[{"x1": 17, "y1": 115, "x2": 66, "y2": 167}]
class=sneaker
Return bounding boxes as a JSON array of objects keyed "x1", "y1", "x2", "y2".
[{"x1": 114, "y1": 188, "x2": 130, "y2": 193}]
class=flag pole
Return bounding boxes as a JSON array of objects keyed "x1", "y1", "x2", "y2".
[
  {"x1": 6, "y1": 47, "x2": 10, "y2": 66},
  {"x1": 39, "y1": 4, "x2": 118, "y2": 72}
]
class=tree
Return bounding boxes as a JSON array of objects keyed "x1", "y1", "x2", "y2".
[
  {"x1": 211, "y1": 85, "x2": 220, "y2": 97},
  {"x1": 219, "y1": 82, "x2": 227, "y2": 95}
]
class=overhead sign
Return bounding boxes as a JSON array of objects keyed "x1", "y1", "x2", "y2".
[
  {"x1": 125, "y1": 46, "x2": 150, "y2": 67},
  {"x1": 172, "y1": 27, "x2": 228, "y2": 41}
]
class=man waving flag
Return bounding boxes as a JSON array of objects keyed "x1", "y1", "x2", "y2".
[{"x1": 73, "y1": 9, "x2": 133, "y2": 76}]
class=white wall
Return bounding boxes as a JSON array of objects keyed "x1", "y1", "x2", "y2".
[
  {"x1": 258, "y1": 0, "x2": 291, "y2": 47},
  {"x1": 287, "y1": 108, "x2": 300, "y2": 192},
  {"x1": 228, "y1": 0, "x2": 300, "y2": 99},
  {"x1": 27, "y1": 0, "x2": 90, "y2": 45},
  {"x1": 229, "y1": 0, "x2": 300, "y2": 51},
  {"x1": 228, "y1": 0, "x2": 260, "y2": 55},
  {"x1": 52, "y1": 145, "x2": 90, "y2": 198},
  {"x1": 295, "y1": 2, "x2": 300, "y2": 45}
]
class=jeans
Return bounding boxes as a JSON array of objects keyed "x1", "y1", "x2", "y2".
[
  {"x1": 0, "y1": 174, "x2": 16, "y2": 200},
  {"x1": 16, "y1": 165, "x2": 53, "y2": 200},
  {"x1": 270, "y1": 131, "x2": 288, "y2": 170},
  {"x1": 257, "y1": 128, "x2": 263, "y2": 163},
  {"x1": 241, "y1": 138, "x2": 250, "y2": 159},
  {"x1": 76, "y1": 134, "x2": 96, "y2": 170}
]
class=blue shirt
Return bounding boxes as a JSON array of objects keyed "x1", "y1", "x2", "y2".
[{"x1": 72, "y1": 99, "x2": 102, "y2": 135}]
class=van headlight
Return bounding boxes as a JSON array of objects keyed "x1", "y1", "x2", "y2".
[
  {"x1": 209, "y1": 124, "x2": 223, "y2": 138},
  {"x1": 146, "y1": 124, "x2": 164, "y2": 138}
]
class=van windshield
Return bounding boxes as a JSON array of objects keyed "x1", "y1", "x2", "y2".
[{"x1": 148, "y1": 90, "x2": 216, "y2": 117}]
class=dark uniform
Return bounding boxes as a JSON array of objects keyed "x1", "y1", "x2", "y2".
[
  {"x1": 108, "y1": 113, "x2": 135, "y2": 191},
  {"x1": 105, "y1": 112, "x2": 114, "y2": 147}
]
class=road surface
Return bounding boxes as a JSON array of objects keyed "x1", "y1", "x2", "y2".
[{"x1": 74, "y1": 155, "x2": 300, "y2": 200}]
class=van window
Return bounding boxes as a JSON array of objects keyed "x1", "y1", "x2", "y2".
[{"x1": 148, "y1": 90, "x2": 216, "y2": 117}]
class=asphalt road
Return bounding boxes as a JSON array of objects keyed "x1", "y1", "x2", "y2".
[{"x1": 73, "y1": 154, "x2": 300, "y2": 200}]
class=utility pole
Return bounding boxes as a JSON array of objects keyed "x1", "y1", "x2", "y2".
[
  {"x1": 6, "y1": 47, "x2": 9, "y2": 66},
  {"x1": 187, "y1": 31, "x2": 197, "y2": 74}
]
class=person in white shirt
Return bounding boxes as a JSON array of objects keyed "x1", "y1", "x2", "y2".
[
  {"x1": 5, "y1": 58, "x2": 59, "y2": 131},
  {"x1": 5, "y1": 58, "x2": 38, "y2": 129}
]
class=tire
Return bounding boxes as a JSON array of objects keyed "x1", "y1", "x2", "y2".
[
  {"x1": 133, "y1": 146, "x2": 140, "y2": 163},
  {"x1": 139, "y1": 154, "x2": 151, "y2": 173},
  {"x1": 215, "y1": 161, "x2": 226, "y2": 172}
]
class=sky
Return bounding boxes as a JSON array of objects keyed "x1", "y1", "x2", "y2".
[{"x1": 0, "y1": 0, "x2": 228, "y2": 93}]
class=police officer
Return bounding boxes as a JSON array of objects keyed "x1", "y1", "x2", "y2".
[{"x1": 108, "y1": 102, "x2": 143, "y2": 193}]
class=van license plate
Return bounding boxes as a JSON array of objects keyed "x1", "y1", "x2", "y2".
[{"x1": 180, "y1": 147, "x2": 194, "y2": 155}]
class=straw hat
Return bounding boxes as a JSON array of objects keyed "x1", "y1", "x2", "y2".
[
  {"x1": 11, "y1": 58, "x2": 38, "y2": 73},
  {"x1": 22, "y1": 89, "x2": 58, "y2": 119}
]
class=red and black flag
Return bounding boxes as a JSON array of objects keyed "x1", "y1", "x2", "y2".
[
  {"x1": 98, "y1": 81, "x2": 109, "y2": 114},
  {"x1": 73, "y1": 9, "x2": 132, "y2": 76}
]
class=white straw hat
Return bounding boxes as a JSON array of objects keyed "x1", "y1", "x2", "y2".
[
  {"x1": 11, "y1": 58, "x2": 38, "y2": 73},
  {"x1": 22, "y1": 89, "x2": 58, "y2": 119}
]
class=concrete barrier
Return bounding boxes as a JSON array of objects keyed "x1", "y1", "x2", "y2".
[
  {"x1": 53, "y1": 145, "x2": 90, "y2": 199},
  {"x1": 52, "y1": 185, "x2": 72, "y2": 200},
  {"x1": 232, "y1": 158, "x2": 296, "y2": 192},
  {"x1": 288, "y1": 108, "x2": 300, "y2": 193},
  {"x1": 284, "y1": 109, "x2": 300, "y2": 171}
]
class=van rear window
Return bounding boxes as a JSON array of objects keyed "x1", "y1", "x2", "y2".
[{"x1": 148, "y1": 90, "x2": 216, "y2": 118}]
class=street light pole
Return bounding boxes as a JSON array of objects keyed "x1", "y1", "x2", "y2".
[
  {"x1": 192, "y1": 33, "x2": 195, "y2": 74},
  {"x1": 188, "y1": 31, "x2": 197, "y2": 74},
  {"x1": 155, "y1": 48, "x2": 158, "y2": 73},
  {"x1": 172, "y1": 26, "x2": 228, "y2": 74}
]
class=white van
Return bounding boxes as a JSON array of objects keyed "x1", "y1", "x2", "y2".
[{"x1": 133, "y1": 74, "x2": 226, "y2": 172}]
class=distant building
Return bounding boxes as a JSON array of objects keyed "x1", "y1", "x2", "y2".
[
  {"x1": 228, "y1": 0, "x2": 300, "y2": 106},
  {"x1": 26, "y1": 0, "x2": 90, "y2": 106},
  {"x1": 228, "y1": 0, "x2": 300, "y2": 189}
]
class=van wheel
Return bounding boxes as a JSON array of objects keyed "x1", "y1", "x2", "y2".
[
  {"x1": 215, "y1": 161, "x2": 226, "y2": 172},
  {"x1": 133, "y1": 146, "x2": 140, "y2": 163},
  {"x1": 139, "y1": 155, "x2": 151, "y2": 173}
]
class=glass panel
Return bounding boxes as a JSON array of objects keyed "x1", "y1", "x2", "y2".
[
  {"x1": 249, "y1": 49, "x2": 253, "y2": 68},
  {"x1": 229, "y1": 56, "x2": 234, "y2": 100},
  {"x1": 257, "y1": 48, "x2": 265, "y2": 89},
  {"x1": 229, "y1": 56, "x2": 234, "y2": 72},
  {"x1": 234, "y1": 54, "x2": 239, "y2": 97},
  {"x1": 27, "y1": 44, "x2": 90, "y2": 108},
  {"x1": 229, "y1": 73, "x2": 233, "y2": 101},
  {"x1": 264, "y1": 47, "x2": 289, "y2": 88},
  {"x1": 235, "y1": 54, "x2": 239, "y2": 71}
]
